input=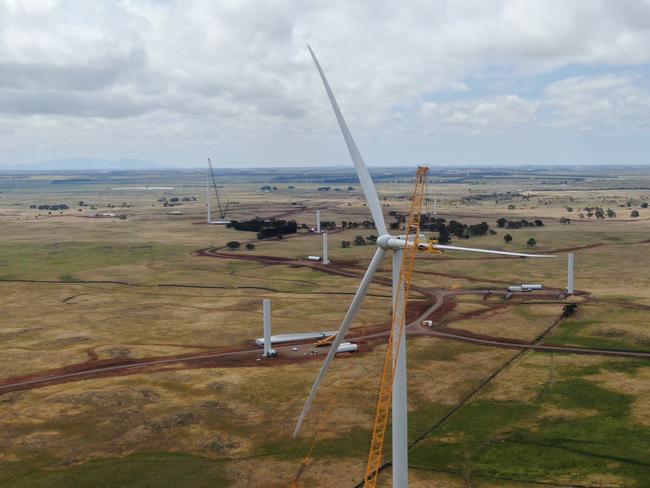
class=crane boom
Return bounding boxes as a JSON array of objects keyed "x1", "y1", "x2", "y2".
[
  {"x1": 207, "y1": 158, "x2": 227, "y2": 220},
  {"x1": 363, "y1": 166, "x2": 428, "y2": 487}
]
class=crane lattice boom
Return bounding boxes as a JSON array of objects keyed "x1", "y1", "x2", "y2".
[
  {"x1": 207, "y1": 158, "x2": 229, "y2": 220},
  {"x1": 363, "y1": 166, "x2": 428, "y2": 487}
]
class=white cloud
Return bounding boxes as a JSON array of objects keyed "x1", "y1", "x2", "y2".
[
  {"x1": 421, "y1": 73, "x2": 650, "y2": 134},
  {"x1": 0, "y1": 0, "x2": 649, "y2": 165},
  {"x1": 421, "y1": 95, "x2": 538, "y2": 133},
  {"x1": 449, "y1": 81, "x2": 471, "y2": 92},
  {"x1": 544, "y1": 73, "x2": 650, "y2": 130}
]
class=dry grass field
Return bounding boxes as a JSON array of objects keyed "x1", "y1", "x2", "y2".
[{"x1": 1, "y1": 166, "x2": 649, "y2": 487}]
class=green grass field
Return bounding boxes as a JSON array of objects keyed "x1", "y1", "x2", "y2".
[{"x1": 1, "y1": 168, "x2": 650, "y2": 486}]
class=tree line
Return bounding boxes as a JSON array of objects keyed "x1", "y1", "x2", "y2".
[
  {"x1": 496, "y1": 217, "x2": 544, "y2": 229},
  {"x1": 30, "y1": 203, "x2": 69, "y2": 210},
  {"x1": 227, "y1": 218, "x2": 298, "y2": 239}
]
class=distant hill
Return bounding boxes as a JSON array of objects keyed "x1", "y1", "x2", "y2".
[{"x1": 1, "y1": 158, "x2": 169, "y2": 171}]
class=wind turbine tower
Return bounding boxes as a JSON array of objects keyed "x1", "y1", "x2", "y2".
[
  {"x1": 316, "y1": 210, "x2": 321, "y2": 233},
  {"x1": 262, "y1": 298, "x2": 274, "y2": 357},
  {"x1": 322, "y1": 232, "x2": 330, "y2": 264},
  {"x1": 567, "y1": 253, "x2": 575, "y2": 295}
]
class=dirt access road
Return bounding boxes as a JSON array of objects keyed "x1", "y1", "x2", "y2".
[{"x1": 3, "y1": 285, "x2": 650, "y2": 396}]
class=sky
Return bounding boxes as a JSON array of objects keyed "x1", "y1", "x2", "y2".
[{"x1": 1, "y1": 0, "x2": 650, "y2": 168}]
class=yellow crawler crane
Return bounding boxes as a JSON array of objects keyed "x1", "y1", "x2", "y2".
[
  {"x1": 363, "y1": 166, "x2": 428, "y2": 487},
  {"x1": 314, "y1": 334, "x2": 337, "y2": 347}
]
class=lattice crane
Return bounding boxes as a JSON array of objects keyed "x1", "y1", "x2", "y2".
[{"x1": 363, "y1": 165, "x2": 428, "y2": 486}]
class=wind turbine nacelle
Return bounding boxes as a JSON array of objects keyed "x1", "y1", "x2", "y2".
[{"x1": 376, "y1": 234, "x2": 409, "y2": 249}]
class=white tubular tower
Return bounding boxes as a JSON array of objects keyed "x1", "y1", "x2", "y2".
[
  {"x1": 263, "y1": 298, "x2": 272, "y2": 356},
  {"x1": 322, "y1": 232, "x2": 330, "y2": 264},
  {"x1": 567, "y1": 253, "x2": 575, "y2": 295},
  {"x1": 316, "y1": 210, "x2": 321, "y2": 233},
  {"x1": 391, "y1": 249, "x2": 408, "y2": 487}
]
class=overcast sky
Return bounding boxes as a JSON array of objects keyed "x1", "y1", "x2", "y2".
[{"x1": 1, "y1": 0, "x2": 650, "y2": 168}]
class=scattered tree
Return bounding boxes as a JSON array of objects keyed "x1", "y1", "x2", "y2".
[
  {"x1": 354, "y1": 236, "x2": 366, "y2": 246},
  {"x1": 562, "y1": 303, "x2": 578, "y2": 318},
  {"x1": 226, "y1": 241, "x2": 241, "y2": 250},
  {"x1": 468, "y1": 222, "x2": 490, "y2": 236},
  {"x1": 527, "y1": 237, "x2": 537, "y2": 247},
  {"x1": 504, "y1": 234, "x2": 513, "y2": 243},
  {"x1": 245, "y1": 243, "x2": 255, "y2": 250},
  {"x1": 631, "y1": 210, "x2": 640, "y2": 218},
  {"x1": 437, "y1": 227, "x2": 451, "y2": 244}
]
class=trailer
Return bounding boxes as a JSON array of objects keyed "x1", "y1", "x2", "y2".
[
  {"x1": 336, "y1": 342, "x2": 358, "y2": 353},
  {"x1": 307, "y1": 255, "x2": 322, "y2": 262},
  {"x1": 507, "y1": 286, "x2": 530, "y2": 292},
  {"x1": 508, "y1": 283, "x2": 543, "y2": 292},
  {"x1": 521, "y1": 284, "x2": 543, "y2": 290}
]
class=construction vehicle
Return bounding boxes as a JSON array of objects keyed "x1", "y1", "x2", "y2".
[{"x1": 314, "y1": 334, "x2": 336, "y2": 347}]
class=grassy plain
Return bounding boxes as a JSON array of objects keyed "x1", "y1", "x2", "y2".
[{"x1": 1, "y1": 166, "x2": 649, "y2": 486}]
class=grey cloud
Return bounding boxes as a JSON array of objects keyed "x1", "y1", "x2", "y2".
[
  {"x1": 0, "y1": 51, "x2": 146, "y2": 91},
  {"x1": 1, "y1": 0, "x2": 650, "y2": 165},
  {"x1": 0, "y1": 89, "x2": 156, "y2": 118}
]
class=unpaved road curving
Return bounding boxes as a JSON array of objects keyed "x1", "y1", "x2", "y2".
[{"x1": 2, "y1": 287, "x2": 649, "y2": 396}]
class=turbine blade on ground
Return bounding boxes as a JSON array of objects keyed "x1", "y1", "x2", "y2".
[
  {"x1": 307, "y1": 45, "x2": 387, "y2": 236},
  {"x1": 293, "y1": 246, "x2": 387, "y2": 437},
  {"x1": 433, "y1": 244, "x2": 556, "y2": 258}
]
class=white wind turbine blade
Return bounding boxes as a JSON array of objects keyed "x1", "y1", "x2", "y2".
[
  {"x1": 294, "y1": 246, "x2": 387, "y2": 437},
  {"x1": 433, "y1": 244, "x2": 556, "y2": 258},
  {"x1": 308, "y1": 45, "x2": 387, "y2": 236}
]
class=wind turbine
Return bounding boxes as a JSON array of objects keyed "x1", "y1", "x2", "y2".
[{"x1": 293, "y1": 46, "x2": 554, "y2": 487}]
